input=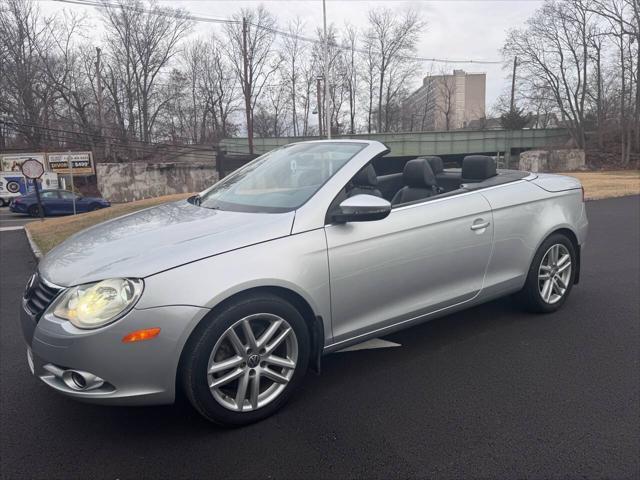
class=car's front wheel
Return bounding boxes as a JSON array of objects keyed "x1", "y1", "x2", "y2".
[
  {"x1": 181, "y1": 293, "x2": 310, "y2": 426},
  {"x1": 518, "y1": 233, "x2": 576, "y2": 313}
]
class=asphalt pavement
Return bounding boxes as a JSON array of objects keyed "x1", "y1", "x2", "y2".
[
  {"x1": 1, "y1": 196, "x2": 639, "y2": 479},
  {"x1": 0, "y1": 206, "x2": 39, "y2": 230}
]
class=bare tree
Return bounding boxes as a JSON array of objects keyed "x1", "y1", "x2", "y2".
[
  {"x1": 343, "y1": 23, "x2": 359, "y2": 134},
  {"x1": 225, "y1": 6, "x2": 280, "y2": 153},
  {"x1": 435, "y1": 69, "x2": 456, "y2": 131},
  {"x1": 504, "y1": 0, "x2": 596, "y2": 149},
  {"x1": 298, "y1": 57, "x2": 318, "y2": 136},
  {"x1": 589, "y1": 0, "x2": 639, "y2": 153},
  {"x1": 361, "y1": 40, "x2": 377, "y2": 133},
  {"x1": 282, "y1": 18, "x2": 306, "y2": 137},
  {"x1": 363, "y1": 8, "x2": 424, "y2": 133},
  {"x1": 100, "y1": 0, "x2": 191, "y2": 143},
  {"x1": 37, "y1": 11, "x2": 109, "y2": 154},
  {"x1": 0, "y1": 0, "x2": 53, "y2": 148}
]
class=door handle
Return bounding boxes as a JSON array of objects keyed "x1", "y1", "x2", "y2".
[{"x1": 470, "y1": 220, "x2": 490, "y2": 231}]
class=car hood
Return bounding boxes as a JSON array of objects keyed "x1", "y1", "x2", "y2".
[{"x1": 38, "y1": 201, "x2": 295, "y2": 286}]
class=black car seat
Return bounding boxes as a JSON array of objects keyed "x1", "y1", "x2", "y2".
[
  {"x1": 461, "y1": 155, "x2": 497, "y2": 183},
  {"x1": 422, "y1": 156, "x2": 460, "y2": 192},
  {"x1": 348, "y1": 164, "x2": 383, "y2": 197},
  {"x1": 391, "y1": 158, "x2": 440, "y2": 205}
]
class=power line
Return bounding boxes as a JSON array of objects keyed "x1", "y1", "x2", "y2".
[
  {"x1": 2, "y1": 121, "x2": 219, "y2": 161},
  {"x1": 51, "y1": 0, "x2": 503, "y2": 65}
]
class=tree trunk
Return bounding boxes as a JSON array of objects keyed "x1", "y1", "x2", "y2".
[
  {"x1": 242, "y1": 18, "x2": 254, "y2": 154},
  {"x1": 377, "y1": 68, "x2": 384, "y2": 132}
]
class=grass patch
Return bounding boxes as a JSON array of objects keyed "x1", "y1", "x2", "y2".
[
  {"x1": 25, "y1": 193, "x2": 192, "y2": 254},
  {"x1": 562, "y1": 170, "x2": 640, "y2": 200}
]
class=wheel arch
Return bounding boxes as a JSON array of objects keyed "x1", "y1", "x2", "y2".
[
  {"x1": 536, "y1": 226, "x2": 581, "y2": 284},
  {"x1": 176, "y1": 285, "x2": 324, "y2": 396}
]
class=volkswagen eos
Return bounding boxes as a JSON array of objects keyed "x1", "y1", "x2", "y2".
[{"x1": 20, "y1": 140, "x2": 588, "y2": 425}]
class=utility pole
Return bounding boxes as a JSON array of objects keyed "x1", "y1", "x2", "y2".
[
  {"x1": 322, "y1": 0, "x2": 331, "y2": 139},
  {"x1": 316, "y1": 77, "x2": 323, "y2": 136},
  {"x1": 242, "y1": 17, "x2": 254, "y2": 154},
  {"x1": 509, "y1": 56, "x2": 518, "y2": 112},
  {"x1": 95, "y1": 47, "x2": 108, "y2": 161}
]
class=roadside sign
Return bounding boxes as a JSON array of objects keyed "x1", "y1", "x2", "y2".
[
  {"x1": 21, "y1": 159, "x2": 45, "y2": 179},
  {"x1": 19, "y1": 159, "x2": 45, "y2": 220},
  {"x1": 1, "y1": 153, "x2": 46, "y2": 173},
  {"x1": 46, "y1": 152, "x2": 94, "y2": 175}
]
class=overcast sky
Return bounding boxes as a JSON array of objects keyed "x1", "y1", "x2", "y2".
[{"x1": 42, "y1": 0, "x2": 544, "y2": 109}]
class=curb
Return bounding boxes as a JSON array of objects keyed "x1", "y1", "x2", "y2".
[{"x1": 24, "y1": 226, "x2": 42, "y2": 260}]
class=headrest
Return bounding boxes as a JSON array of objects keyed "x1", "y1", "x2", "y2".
[
  {"x1": 462, "y1": 155, "x2": 497, "y2": 181},
  {"x1": 403, "y1": 158, "x2": 436, "y2": 188},
  {"x1": 421, "y1": 156, "x2": 444, "y2": 174},
  {"x1": 353, "y1": 164, "x2": 378, "y2": 186}
]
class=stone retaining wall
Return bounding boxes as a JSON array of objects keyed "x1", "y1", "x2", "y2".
[
  {"x1": 519, "y1": 149, "x2": 586, "y2": 172},
  {"x1": 97, "y1": 162, "x2": 219, "y2": 202}
]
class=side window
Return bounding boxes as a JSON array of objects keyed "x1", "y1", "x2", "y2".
[
  {"x1": 59, "y1": 191, "x2": 76, "y2": 200},
  {"x1": 40, "y1": 191, "x2": 58, "y2": 199}
]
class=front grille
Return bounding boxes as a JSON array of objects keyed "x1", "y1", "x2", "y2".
[{"x1": 24, "y1": 273, "x2": 62, "y2": 320}]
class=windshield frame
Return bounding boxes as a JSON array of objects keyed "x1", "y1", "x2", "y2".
[{"x1": 197, "y1": 141, "x2": 368, "y2": 214}]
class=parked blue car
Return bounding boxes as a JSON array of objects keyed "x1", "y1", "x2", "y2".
[{"x1": 9, "y1": 189, "x2": 111, "y2": 217}]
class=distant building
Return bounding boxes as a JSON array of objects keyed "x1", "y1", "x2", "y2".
[{"x1": 402, "y1": 70, "x2": 486, "y2": 132}]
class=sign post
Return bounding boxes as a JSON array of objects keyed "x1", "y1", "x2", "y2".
[
  {"x1": 20, "y1": 158, "x2": 45, "y2": 220},
  {"x1": 68, "y1": 151, "x2": 76, "y2": 215}
]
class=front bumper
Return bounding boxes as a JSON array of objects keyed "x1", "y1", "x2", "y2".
[
  {"x1": 21, "y1": 301, "x2": 209, "y2": 405},
  {"x1": 9, "y1": 203, "x2": 27, "y2": 213}
]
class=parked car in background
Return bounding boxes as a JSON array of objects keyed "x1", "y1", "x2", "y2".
[
  {"x1": 10, "y1": 189, "x2": 110, "y2": 217},
  {"x1": 20, "y1": 140, "x2": 587, "y2": 426}
]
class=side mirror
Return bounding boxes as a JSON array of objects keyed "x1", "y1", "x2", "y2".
[{"x1": 332, "y1": 194, "x2": 391, "y2": 223}]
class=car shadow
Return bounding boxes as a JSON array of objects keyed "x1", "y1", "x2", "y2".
[{"x1": 39, "y1": 294, "x2": 536, "y2": 435}]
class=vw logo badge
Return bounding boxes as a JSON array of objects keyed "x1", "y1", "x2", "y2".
[{"x1": 247, "y1": 354, "x2": 260, "y2": 368}]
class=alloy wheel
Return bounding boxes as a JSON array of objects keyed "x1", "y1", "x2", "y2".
[
  {"x1": 538, "y1": 243, "x2": 572, "y2": 304},
  {"x1": 206, "y1": 313, "x2": 298, "y2": 412}
]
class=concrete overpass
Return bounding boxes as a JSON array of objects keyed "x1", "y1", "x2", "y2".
[{"x1": 220, "y1": 128, "x2": 571, "y2": 166}]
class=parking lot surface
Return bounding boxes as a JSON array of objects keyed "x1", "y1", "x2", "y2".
[{"x1": 1, "y1": 196, "x2": 638, "y2": 479}]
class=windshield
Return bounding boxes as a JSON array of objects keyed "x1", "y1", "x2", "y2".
[{"x1": 199, "y1": 142, "x2": 366, "y2": 213}]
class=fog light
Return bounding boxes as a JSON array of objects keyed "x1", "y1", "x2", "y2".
[
  {"x1": 60, "y1": 369, "x2": 104, "y2": 391},
  {"x1": 71, "y1": 372, "x2": 87, "y2": 389}
]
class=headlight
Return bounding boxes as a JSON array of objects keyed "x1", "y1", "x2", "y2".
[{"x1": 49, "y1": 278, "x2": 144, "y2": 329}]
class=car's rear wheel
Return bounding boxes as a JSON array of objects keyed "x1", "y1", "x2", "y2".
[
  {"x1": 181, "y1": 293, "x2": 309, "y2": 426},
  {"x1": 28, "y1": 205, "x2": 42, "y2": 217},
  {"x1": 518, "y1": 233, "x2": 576, "y2": 313}
]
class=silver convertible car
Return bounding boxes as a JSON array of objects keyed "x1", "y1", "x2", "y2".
[{"x1": 21, "y1": 140, "x2": 588, "y2": 425}]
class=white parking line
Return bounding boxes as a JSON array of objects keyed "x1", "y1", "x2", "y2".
[{"x1": 0, "y1": 226, "x2": 25, "y2": 232}]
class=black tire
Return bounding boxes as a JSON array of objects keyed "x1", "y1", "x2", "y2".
[
  {"x1": 89, "y1": 204, "x2": 102, "y2": 212},
  {"x1": 0, "y1": 198, "x2": 7, "y2": 207},
  {"x1": 181, "y1": 293, "x2": 310, "y2": 426},
  {"x1": 28, "y1": 205, "x2": 42, "y2": 217},
  {"x1": 517, "y1": 233, "x2": 577, "y2": 313}
]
